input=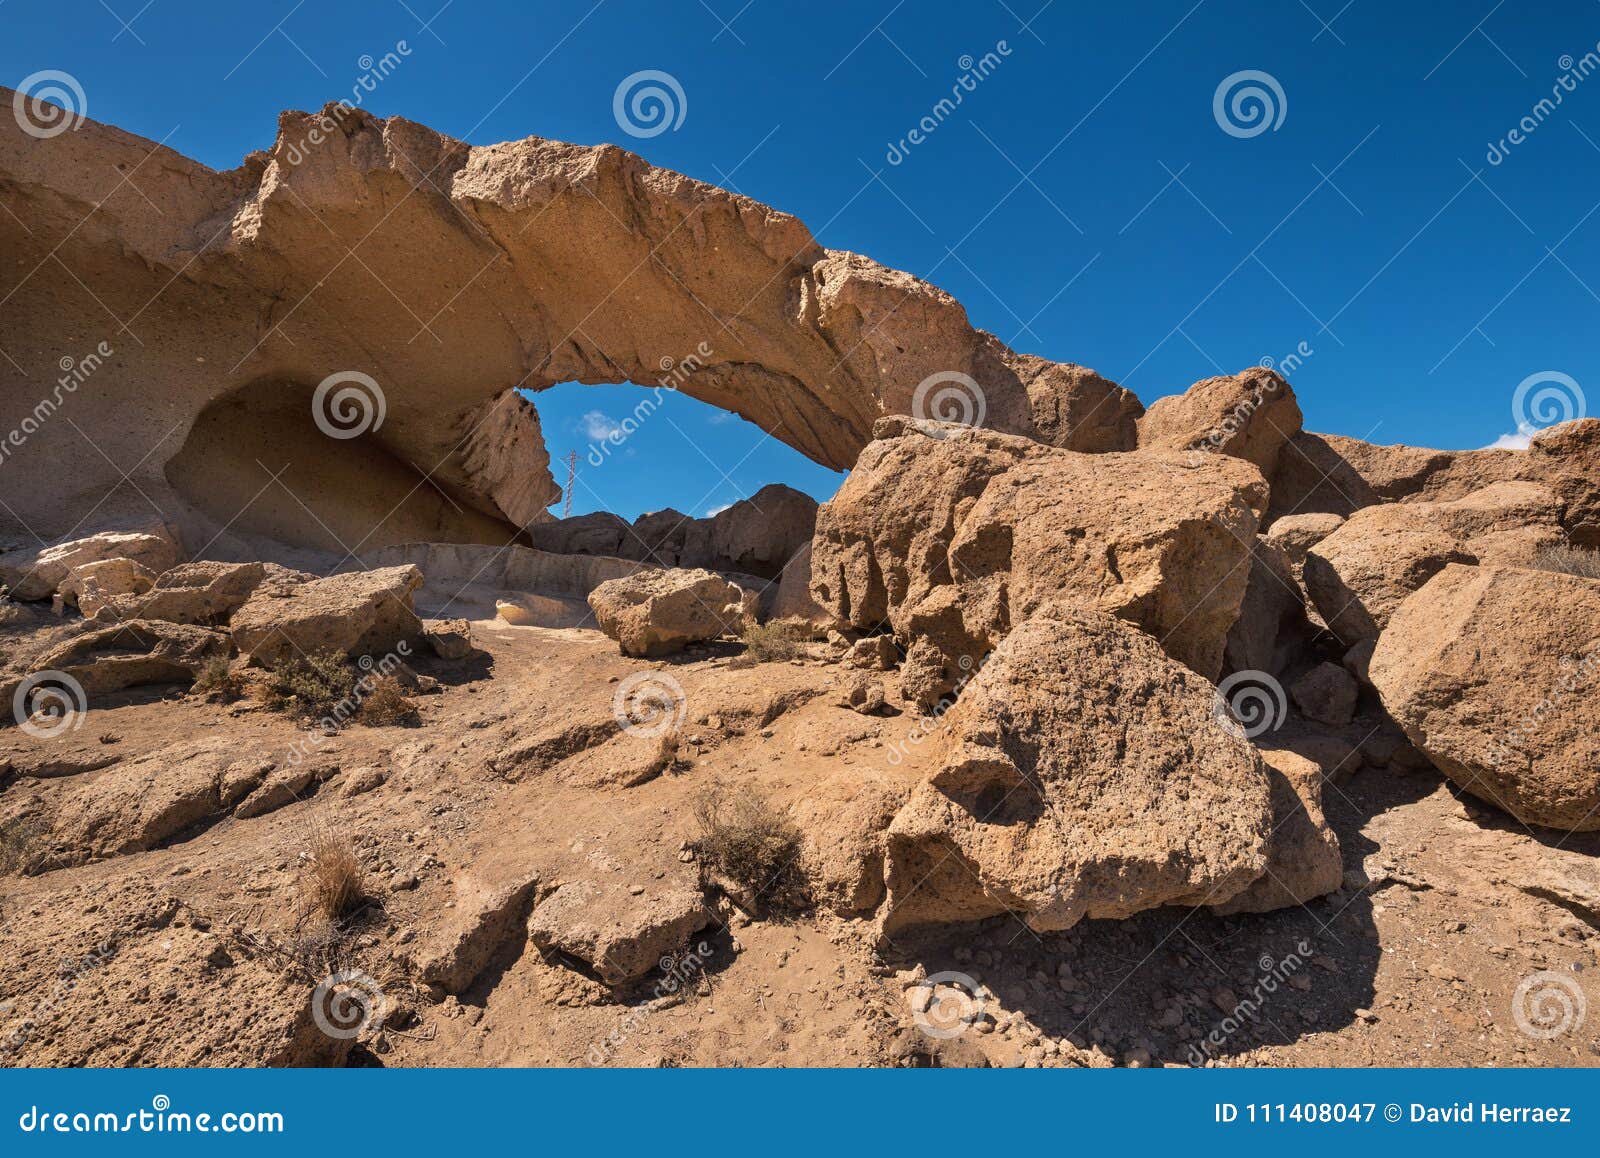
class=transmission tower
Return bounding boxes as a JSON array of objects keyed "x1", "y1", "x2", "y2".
[{"x1": 562, "y1": 450, "x2": 577, "y2": 518}]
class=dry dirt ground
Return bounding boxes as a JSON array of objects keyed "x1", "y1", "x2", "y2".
[{"x1": 1, "y1": 610, "x2": 1597, "y2": 1068}]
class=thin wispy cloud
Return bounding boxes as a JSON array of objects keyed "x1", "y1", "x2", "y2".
[{"x1": 580, "y1": 410, "x2": 623, "y2": 441}]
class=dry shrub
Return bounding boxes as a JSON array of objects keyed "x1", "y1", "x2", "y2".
[
  {"x1": 358, "y1": 675, "x2": 418, "y2": 725},
  {"x1": 738, "y1": 620, "x2": 809, "y2": 664},
  {"x1": 192, "y1": 654, "x2": 243, "y2": 701},
  {"x1": 261, "y1": 649, "x2": 353, "y2": 717},
  {"x1": 691, "y1": 781, "x2": 810, "y2": 913},
  {"x1": 1532, "y1": 542, "x2": 1600, "y2": 580},
  {"x1": 302, "y1": 819, "x2": 365, "y2": 922}
]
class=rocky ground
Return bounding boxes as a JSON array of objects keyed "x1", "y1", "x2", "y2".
[{"x1": 1, "y1": 603, "x2": 1595, "y2": 1068}]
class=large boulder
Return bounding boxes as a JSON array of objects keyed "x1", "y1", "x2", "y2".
[
  {"x1": 1137, "y1": 367, "x2": 1302, "y2": 475},
  {"x1": 96, "y1": 560, "x2": 283, "y2": 625},
  {"x1": 708, "y1": 484, "x2": 818, "y2": 579},
  {"x1": 10, "y1": 620, "x2": 229, "y2": 699},
  {"x1": 811, "y1": 417, "x2": 1264, "y2": 707},
  {"x1": 882, "y1": 607, "x2": 1273, "y2": 932},
  {"x1": 526, "y1": 512, "x2": 632, "y2": 558},
  {"x1": 1369, "y1": 564, "x2": 1600, "y2": 831},
  {"x1": 528, "y1": 878, "x2": 709, "y2": 986},
  {"x1": 1303, "y1": 482, "x2": 1562, "y2": 646},
  {"x1": 0, "y1": 529, "x2": 180, "y2": 602},
  {"x1": 230, "y1": 565, "x2": 424, "y2": 665},
  {"x1": 1222, "y1": 536, "x2": 1311, "y2": 678},
  {"x1": 1210, "y1": 747, "x2": 1341, "y2": 915},
  {"x1": 587, "y1": 567, "x2": 757, "y2": 657}
]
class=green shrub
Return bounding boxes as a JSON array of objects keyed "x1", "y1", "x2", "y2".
[{"x1": 261, "y1": 649, "x2": 353, "y2": 718}]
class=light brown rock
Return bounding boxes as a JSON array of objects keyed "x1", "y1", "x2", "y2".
[
  {"x1": 791, "y1": 771, "x2": 912, "y2": 916},
  {"x1": 1289, "y1": 661, "x2": 1359, "y2": 727},
  {"x1": 230, "y1": 566, "x2": 424, "y2": 666},
  {"x1": 883, "y1": 606, "x2": 1272, "y2": 932},
  {"x1": 811, "y1": 418, "x2": 1264, "y2": 707},
  {"x1": 0, "y1": 530, "x2": 179, "y2": 602},
  {"x1": 527, "y1": 878, "x2": 708, "y2": 986},
  {"x1": 423, "y1": 618, "x2": 474, "y2": 660},
  {"x1": 1137, "y1": 367, "x2": 1302, "y2": 475},
  {"x1": 1369, "y1": 563, "x2": 1600, "y2": 831},
  {"x1": 1223, "y1": 536, "x2": 1311, "y2": 678},
  {"x1": 59, "y1": 557, "x2": 158, "y2": 617},
  {"x1": 100, "y1": 560, "x2": 272, "y2": 625},
  {"x1": 588, "y1": 568, "x2": 756, "y2": 657},
  {"x1": 1211, "y1": 747, "x2": 1341, "y2": 914}
]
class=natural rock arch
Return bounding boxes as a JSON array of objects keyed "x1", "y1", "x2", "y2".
[{"x1": 0, "y1": 94, "x2": 1141, "y2": 556}]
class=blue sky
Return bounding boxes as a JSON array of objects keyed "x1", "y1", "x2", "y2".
[{"x1": 7, "y1": 0, "x2": 1600, "y2": 518}]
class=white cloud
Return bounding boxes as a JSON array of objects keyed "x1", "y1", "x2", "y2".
[
  {"x1": 581, "y1": 410, "x2": 623, "y2": 441},
  {"x1": 1482, "y1": 421, "x2": 1537, "y2": 450},
  {"x1": 707, "y1": 410, "x2": 736, "y2": 425},
  {"x1": 704, "y1": 502, "x2": 734, "y2": 516}
]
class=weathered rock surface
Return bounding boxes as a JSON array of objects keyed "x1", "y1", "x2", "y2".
[
  {"x1": 1138, "y1": 367, "x2": 1302, "y2": 475},
  {"x1": 1223, "y1": 536, "x2": 1311, "y2": 678},
  {"x1": 792, "y1": 771, "x2": 911, "y2": 916},
  {"x1": 1265, "y1": 512, "x2": 1345, "y2": 573},
  {"x1": 883, "y1": 607, "x2": 1273, "y2": 932},
  {"x1": 59, "y1": 557, "x2": 158, "y2": 617},
  {"x1": 97, "y1": 560, "x2": 275, "y2": 625},
  {"x1": 414, "y1": 865, "x2": 541, "y2": 995},
  {"x1": 1289, "y1": 661, "x2": 1359, "y2": 727},
  {"x1": 17, "y1": 620, "x2": 229, "y2": 698},
  {"x1": 1210, "y1": 747, "x2": 1341, "y2": 915},
  {"x1": 230, "y1": 566, "x2": 424, "y2": 665},
  {"x1": 812, "y1": 418, "x2": 1264, "y2": 706},
  {"x1": 588, "y1": 568, "x2": 756, "y2": 656},
  {"x1": 1304, "y1": 482, "x2": 1562, "y2": 645},
  {"x1": 423, "y1": 618, "x2": 474, "y2": 660},
  {"x1": 0, "y1": 530, "x2": 180, "y2": 602},
  {"x1": 1370, "y1": 564, "x2": 1600, "y2": 831},
  {"x1": 528, "y1": 878, "x2": 708, "y2": 986}
]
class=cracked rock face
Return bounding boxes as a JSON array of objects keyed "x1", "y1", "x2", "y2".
[{"x1": 0, "y1": 95, "x2": 1139, "y2": 557}]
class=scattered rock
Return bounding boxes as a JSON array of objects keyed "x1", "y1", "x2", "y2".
[
  {"x1": 588, "y1": 568, "x2": 757, "y2": 657},
  {"x1": 1289, "y1": 662, "x2": 1359, "y2": 727},
  {"x1": 528, "y1": 878, "x2": 709, "y2": 986}
]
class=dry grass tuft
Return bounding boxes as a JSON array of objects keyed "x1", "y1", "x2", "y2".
[
  {"x1": 691, "y1": 781, "x2": 810, "y2": 913},
  {"x1": 1532, "y1": 542, "x2": 1600, "y2": 580},
  {"x1": 737, "y1": 619, "x2": 809, "y2": 665},
  {"x1": 302, "y1": 820, "x2": 366, "y2": 922},
  {"x1": 261, "y1": 649, "x2": 353, "y2": 718},
  {"x1": 358, "y1": 675, "x2": 418, "y2": 725}
]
